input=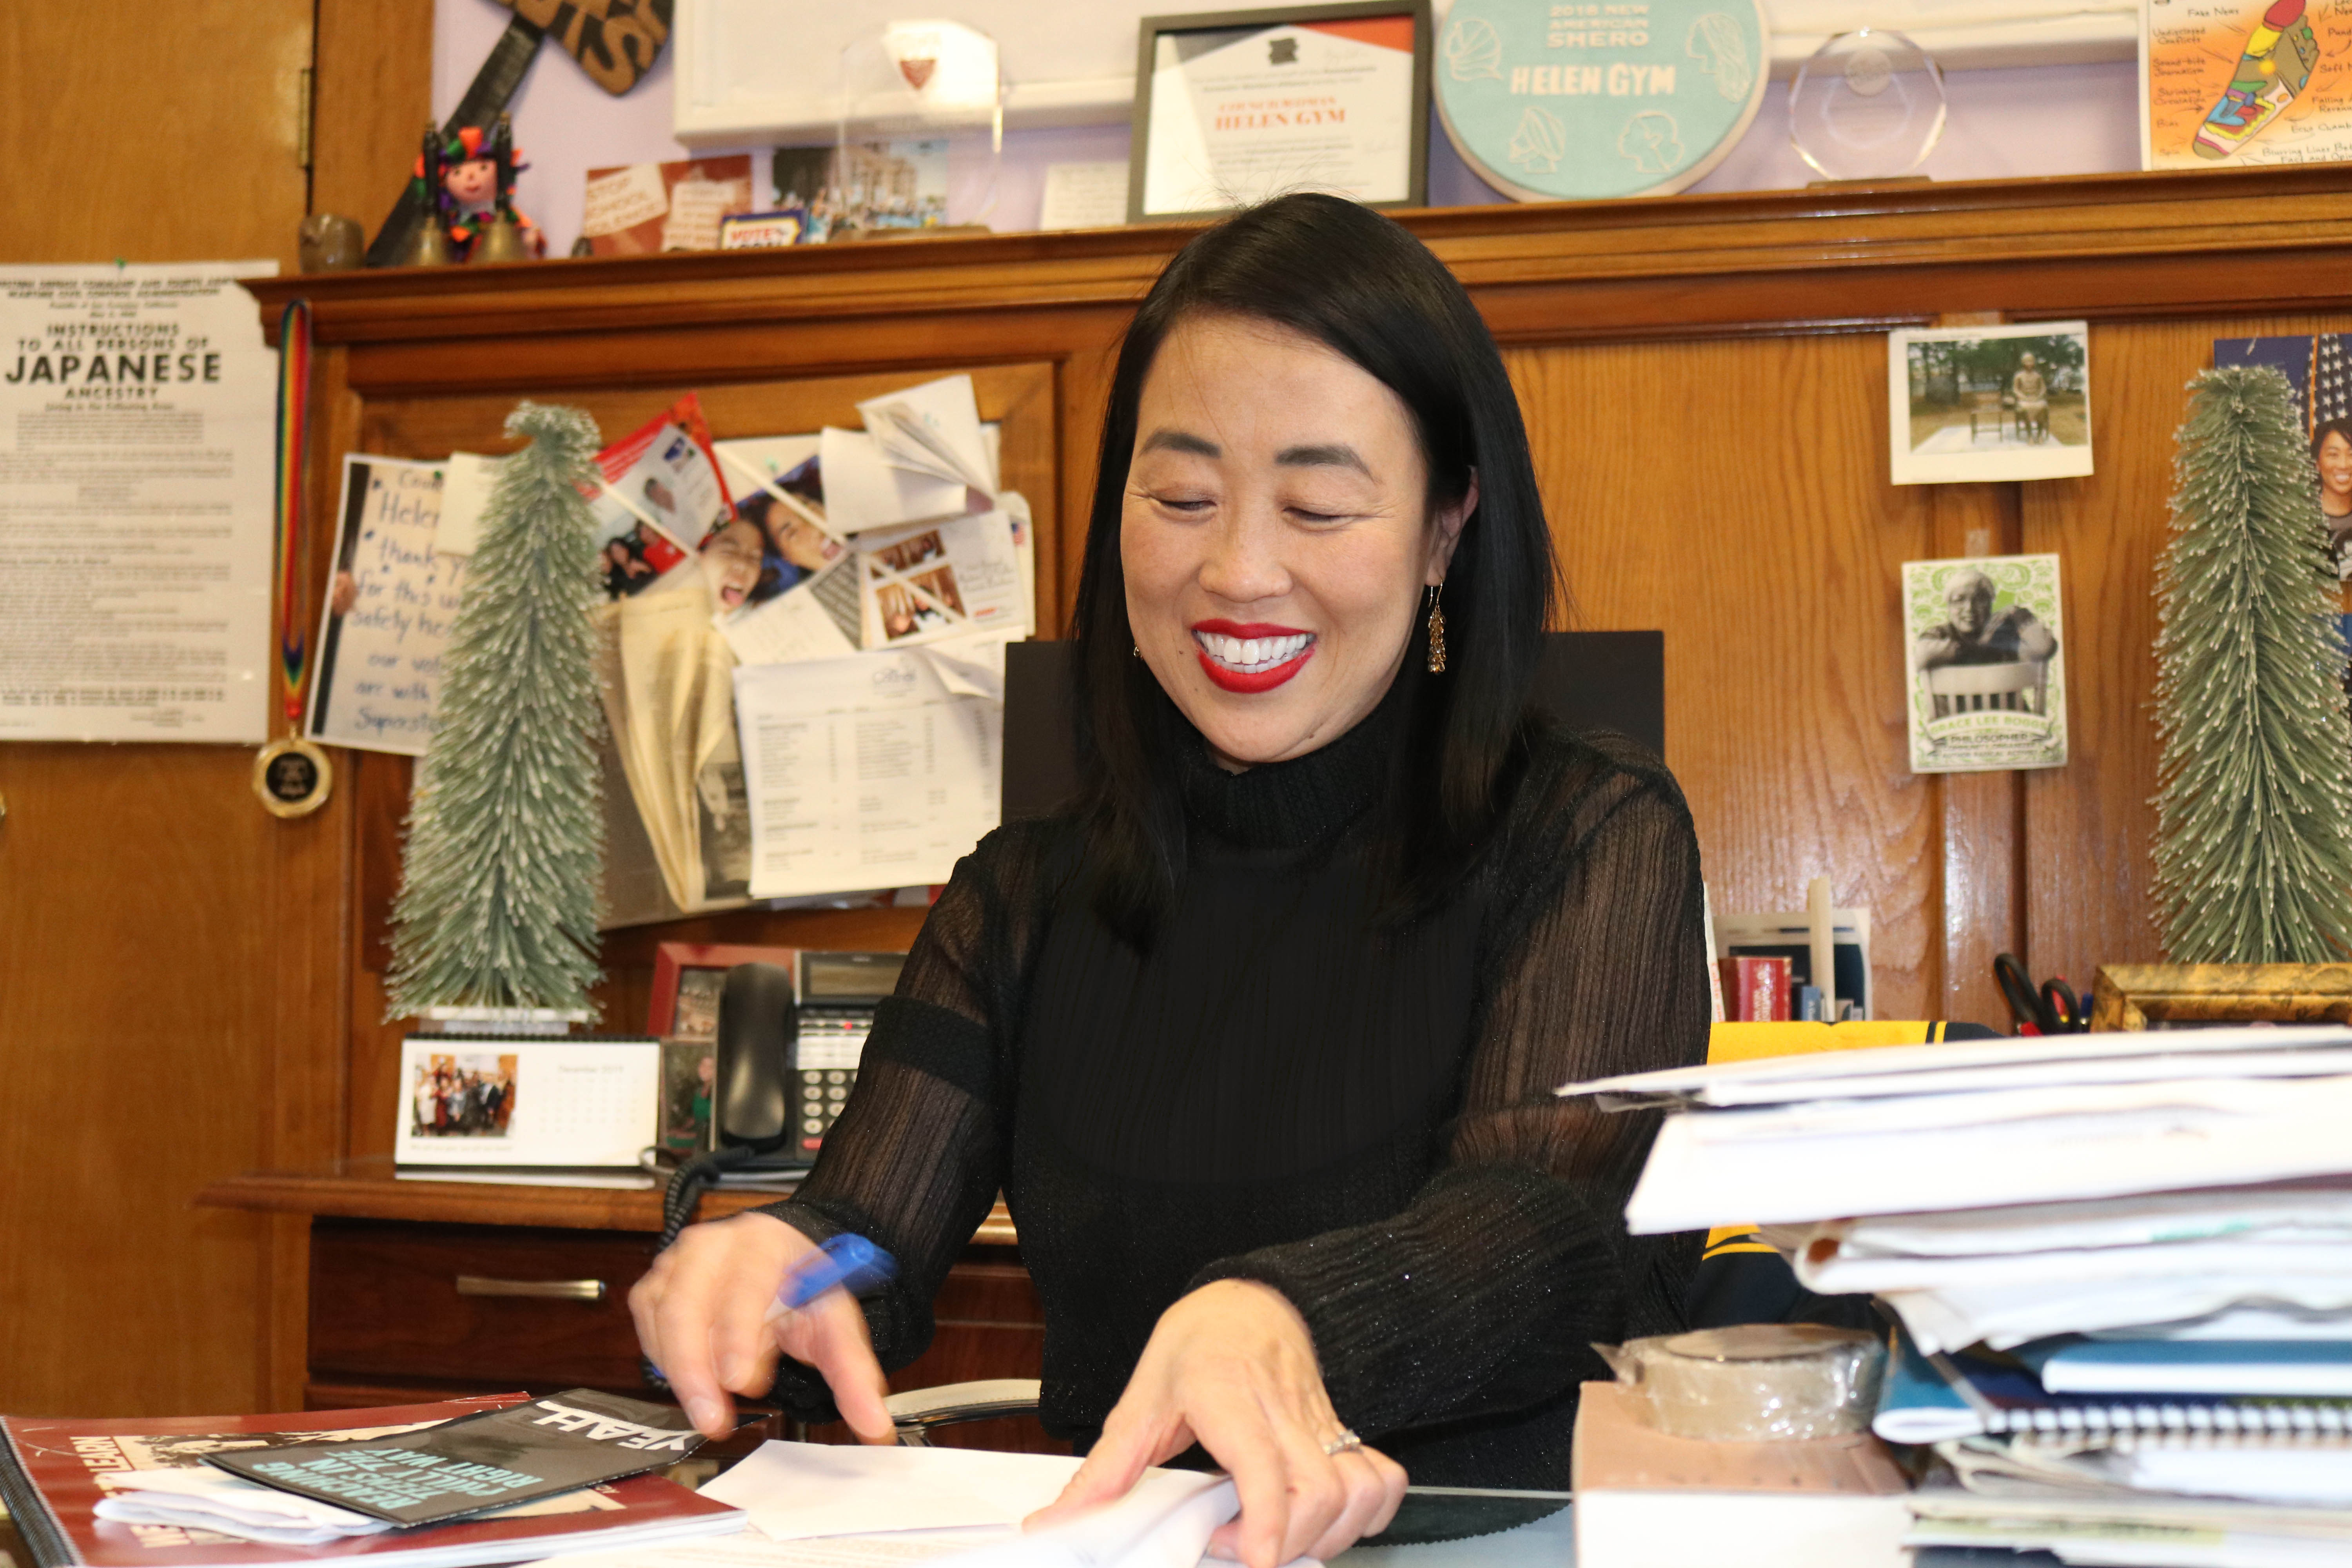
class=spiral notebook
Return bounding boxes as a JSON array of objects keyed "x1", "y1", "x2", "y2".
[{"x1": 1874, "y1": 1324, "x2": 2352, "y2": 1445}]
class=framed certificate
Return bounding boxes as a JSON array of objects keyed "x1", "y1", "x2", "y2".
[{"x1": 1131, "y1": 1, "x2": 1432, "y2": 222}]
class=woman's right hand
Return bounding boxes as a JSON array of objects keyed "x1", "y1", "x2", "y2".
[{"x1": 628, "y1": 1211, "x2": 896, "y2": 1443}]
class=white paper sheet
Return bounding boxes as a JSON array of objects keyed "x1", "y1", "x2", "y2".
[
  {"x1": 700, "y1": 1444, "x2": 1082, "y2": 1542},
  {"x1": 1038, "y1": 163, "x2": 1131, "y2": 230},
  {"x1": 306, "y1": 455, "x2": 465, "y2": 757},
  {"x1": 1622, "y1": 1073, "x2": 2352, "y2": 1233},
  {"x1": 549, "y1": 1532, "x2": 1007, "y2": 1566},
  {"x1": 434, "y1": 451, "x2": 504, "y2": 557},
  {"x1": 720, "y1": 560, "x2": 861, "y2": 666},
  {"x1": 1812, "y1": 1182, "x2": 2352, "y2": 1260},
  {"x1": 858, "y1": 512, "x2": 1029, "y2": 650},
  {"x1": 1886, "y1": 1274, "x2": 2352, "y2": 1354},
  {"x1": 1560, "y1": 1025, "x2": 2352, "y2": 1108},
  {"x1": 855, "y1": 374, "x2": 996, "y2": 493},
  {"x1": 693, "y1": 1443, "x2": 1234, "y2": 1568},
  {"x1": 0, "y1": 261, "x2": 277, "y2": 742},
  {"x1": 735, "y1": 651, "x2": 1000, "y2": 900},
  {"x1": 819, "y1": 427, "x2": 967, "y2": 533},
  {"x1": 1800, "y1": 1236, "x2": 2352, "y2": 1297}
]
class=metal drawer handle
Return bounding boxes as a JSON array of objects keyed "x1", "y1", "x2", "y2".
[{"x1": 455, "y1": 1275, "x2": 607, "y2": 1302}]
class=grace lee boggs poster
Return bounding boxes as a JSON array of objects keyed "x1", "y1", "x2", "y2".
[
  {"x1": 1903, "y1": 554, "x2": 2070, "y2": 775},
  {"x1": 0, "y1": 263, "x2": 277, "y2": 743}
]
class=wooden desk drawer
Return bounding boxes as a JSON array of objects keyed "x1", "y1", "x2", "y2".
[
  {"x1": 310, "y1": 1220, "x2": 660, "y2": 1389},
  {"x1": 308, "y1": 1221, "x2": 1048, "y2": 1405}
]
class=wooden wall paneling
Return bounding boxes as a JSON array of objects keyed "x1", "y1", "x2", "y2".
[
  {"x1": 0, "y1": 740, "x2": 285, "y2": 1416},
  {"x1": 0, "y1": 0, "x2": 312, "y2": 271},
  {"x1": 340, "y1": 307, "x2": 1142, "y2": 405},
  {"x1": 1926, "y1": 482, "x2": 2026, "y2": 1030},
  {"x1": 0, "y1": 0, "x2": 325, "y2": 1421},
  {"x1": 1507, "y1": 333, "x2": 1940, "y2": 1021},
  {"x1": 2018, "y1": 312, "x2": 2348, "y2": 990},
  {"x1": 255, "y1": 350, "x2": 368, "y2": 1410},
  {"x1": 309, "y1": 0, "x2": 436, "y2": 235}
]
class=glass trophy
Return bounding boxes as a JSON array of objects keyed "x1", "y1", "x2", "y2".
[
  {"x1": 1788, "y1": 29, "x2": 1947, "y2": 183},
  {"x1": 815, "y1": 20, "x2": 1005, "y2": 238}
]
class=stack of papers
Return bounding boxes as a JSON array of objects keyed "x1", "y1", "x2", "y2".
[
  {"x1": 535, "y1": 1441, "x2": 1235, "y2": 1568},
  {"x1": 1561, "y1": 1027, "x2": 2352, "y2": 1566}
]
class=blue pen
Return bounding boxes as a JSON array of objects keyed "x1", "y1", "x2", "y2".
[{"x1": 764, "y1": 1234, "x2": 897, "y2": 1321}]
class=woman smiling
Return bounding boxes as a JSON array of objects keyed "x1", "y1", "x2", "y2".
[{"x1": 632, "y1": 193, "x2": 1710, "y2": 1566}]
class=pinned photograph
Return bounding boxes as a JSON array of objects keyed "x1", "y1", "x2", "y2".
[
  {"x1": 2214, "y1": 332, "x2": 2352, "y2": 577},
  {"x1": 1889, "y1": 322, "x2": 2094, "y2": 485},
  {"x1": 1903, "y1": 554, "x2": 2069, "y2": 774}
]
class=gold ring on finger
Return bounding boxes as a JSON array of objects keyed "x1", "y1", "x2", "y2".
[{"x1": 1321, "y1": 1428, "x2": 1363, "y2": 1456}]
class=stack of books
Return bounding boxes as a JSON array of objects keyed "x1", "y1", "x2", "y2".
[{"x1": 1563, "y1": 1025, "x2": 2352, "y2": 1566}]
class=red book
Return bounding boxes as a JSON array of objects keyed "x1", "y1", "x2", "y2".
[
  {"x1": 0, "y1": 1396, "x2": 742, "y2": 1568},
  {"x1": 1718, "y1": 956, "x2": 1793, "y2": 1022}
]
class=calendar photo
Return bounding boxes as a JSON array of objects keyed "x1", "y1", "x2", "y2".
[
  {"x1": 408, "y1": 1051, "x2": 519, "y2": 1139},
  {"x1": 394, "y1": 1035, "x2": 662, "y2": 1171}
]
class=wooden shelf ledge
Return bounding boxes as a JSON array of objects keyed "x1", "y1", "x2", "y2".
[
  {"x1": 199, "y1": 1159, "x2": 1019, "y2": 1245},
  {"x1": 247, "y1": 165, "x2": 2352, "y2": 371}
]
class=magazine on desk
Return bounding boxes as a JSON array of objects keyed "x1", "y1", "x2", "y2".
[{"x1": 0, "y1": 1395, "x2": 740, "y2": 1568}]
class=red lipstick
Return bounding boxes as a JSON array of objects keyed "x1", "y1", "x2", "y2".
[{"x1": 1191, "y1": 620, "x2": 1316, "y2": 694}]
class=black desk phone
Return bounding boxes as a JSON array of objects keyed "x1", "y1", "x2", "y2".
[{"x1": 713, "y1": 950, "x2": 903, "y2": 1171}]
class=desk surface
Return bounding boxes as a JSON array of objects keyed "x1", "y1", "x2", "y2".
[{"x1": 198, "y1": 1158, "x2": 1020, "y2": 1246}]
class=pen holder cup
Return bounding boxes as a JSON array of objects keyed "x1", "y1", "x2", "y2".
[{"x1": 1598, "y1": 1323, "x2": 1884, "y2": 1442}]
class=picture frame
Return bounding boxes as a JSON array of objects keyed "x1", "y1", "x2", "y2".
[
  {"x1": 648, "y1": 943, "x2": 800, "y2": 1159},
  {"x1": 2089, "y1": 964, "x2": 2352, "y2": 1031},
  {"x1": 1129, "y1": 0, "x2": 1432, "y2": 223},
  {"x1": 648, "y1": 942, "x2": 800, "y2": 1039}
]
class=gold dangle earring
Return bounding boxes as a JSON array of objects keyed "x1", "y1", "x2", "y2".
[{"x1": 1425, "y1": 583, "x2": 1448, "y2": 674}]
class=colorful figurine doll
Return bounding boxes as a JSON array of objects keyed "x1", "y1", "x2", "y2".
[
  {"x1": 2194, "y1": 0, "x2": 2320, "y2": 160},
  {"x1": 440, "y1": 115, "x2": 541, "y2": 261}
]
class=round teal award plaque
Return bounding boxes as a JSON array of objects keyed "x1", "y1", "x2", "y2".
[{"x1": 1435, "y1": 0, "x2": 1769, "y2": 200}]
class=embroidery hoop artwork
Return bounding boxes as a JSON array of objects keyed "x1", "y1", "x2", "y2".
[{"x1": 1434, "y1": 0, "x2": 1768, "y2": 199}]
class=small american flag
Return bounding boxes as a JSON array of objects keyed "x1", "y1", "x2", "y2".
[{"x1": 2311, "y1": 334, "x2": 2350, "y2": 434}]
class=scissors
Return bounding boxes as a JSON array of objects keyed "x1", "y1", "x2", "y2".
[
  {"x1": 2040, "y1": 976, "x2": 2085, "y2": 1033},
  {"x1": 1993, "y1": 953, "x2": 2086, "y2": 1035},
  {"x1": 1993, "y1": 953, "x2": 2045, "y2": 1034}
]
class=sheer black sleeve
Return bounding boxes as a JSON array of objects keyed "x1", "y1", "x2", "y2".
[
  {"x1": 1191, "y1": 733, "x2": 1711, "y2": 1437},
  {"x1": 751, "y1": 820, "x2": 1065, "y2": 1423}
]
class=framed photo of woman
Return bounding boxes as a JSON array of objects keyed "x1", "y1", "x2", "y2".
[{"x1": 1130, "y1": 1, "x2": 1432, "y2": 222}]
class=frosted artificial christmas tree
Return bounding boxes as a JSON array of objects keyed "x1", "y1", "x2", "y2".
[
  {"x1": 2151, "y1": 364, "x2": 2352, "y2": 964},
  {"x1": 386, "y1": 403, "x2": 606, "y2": 1015}
]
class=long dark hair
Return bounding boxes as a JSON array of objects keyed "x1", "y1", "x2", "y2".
[{"x1": 1069, "y1": 193, "x2": 1560, "y2": 943}]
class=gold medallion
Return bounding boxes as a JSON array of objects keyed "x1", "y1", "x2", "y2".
[{"x1": 253, "y1": 737, "x2": 334, "y2": 819}]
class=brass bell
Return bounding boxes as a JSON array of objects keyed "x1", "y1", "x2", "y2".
[
  {"x1": 396, "y1": 219, "x2": 455, "y2": 268},
  {"x1": 469, "y1": 216, "x2": 532, "y2": 264}
]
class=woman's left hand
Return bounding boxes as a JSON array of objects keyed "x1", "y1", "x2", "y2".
[{"x1": 1024, "y1": 1279, "x2": 1406, "y2": 1568}]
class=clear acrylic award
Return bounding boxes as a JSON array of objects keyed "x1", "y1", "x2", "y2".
[
  {"x1": 1788, "y1": 29, "x2": 1946, "y2": 183},
  {"x1": 815, "y1": 20, "x2": 1005, "y2": 238}
]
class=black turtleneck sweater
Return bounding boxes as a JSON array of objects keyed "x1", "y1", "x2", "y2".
[{"x1": 759, "y1": 691, "x2": 1710, "y2": 1488}]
